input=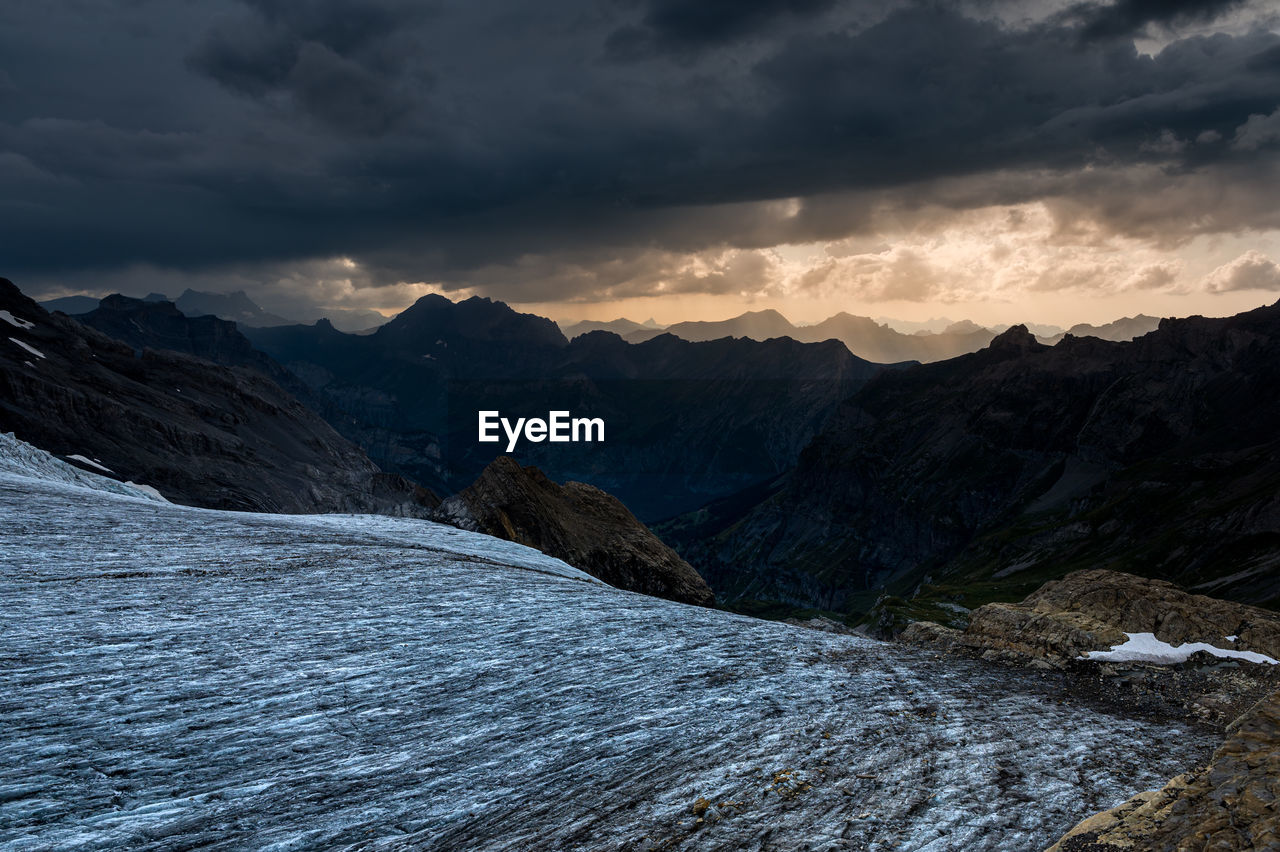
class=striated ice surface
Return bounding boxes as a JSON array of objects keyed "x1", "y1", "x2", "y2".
[{"x1": 0, "y1": 470, "x2": 1218, "y2": 851}]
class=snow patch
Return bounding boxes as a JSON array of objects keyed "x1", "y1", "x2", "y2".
[
  {"x1": 0, "y1": 310, "x2": 35, "y2": 330},
  {"x1": 67, "y1": 454, "x2": 113, "y2": 474},
  {"x1": 1083, "y1": 632, "x2": 1279, "y2": 666},
  {"x1": 9, "y1": 337, "x2": 46, "y2": 359},
  {"x1": 123, "y1": 481, "x2": 167, "y2": 501}
]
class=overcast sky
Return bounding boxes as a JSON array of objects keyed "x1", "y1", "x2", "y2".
[{"x1": 3, "y1": 0, "x2": 1280, "y2": 325}]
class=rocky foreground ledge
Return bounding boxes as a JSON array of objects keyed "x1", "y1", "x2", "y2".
[{"x1": 901, "y1": 569, "x2": 1280, "y2": 850}]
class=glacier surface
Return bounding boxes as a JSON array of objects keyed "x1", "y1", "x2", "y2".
[{"x1": 0, "y1": 448, "x2": 1218, "y2": 851}]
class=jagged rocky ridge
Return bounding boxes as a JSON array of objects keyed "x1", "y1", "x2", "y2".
[
  {"x1": 77, "y1": 294, "x2": 288, "y2": 377},
  {"x1": 661, "y1": 304, "x2": 1280, "y2": 619},
  {"x1": 244, "y1": 294, "x2": 883, "y2": 519},
  {"x1": 0, "y1": 279, "x2": 437, "y2": 515},
  {"x1": 436, "y1": 456, "x2": 715, "y2": 606}
]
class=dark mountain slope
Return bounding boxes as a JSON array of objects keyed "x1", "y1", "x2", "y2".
[
  {"x1": 377, "y1": 293, "x2": 568, "y2": 351},
  {"x1": 0, "y1": 278, "x2": 437, "y2": 515},
  {"x1": 661, "y1": 304, "x2": 1280, "y2": 620}
]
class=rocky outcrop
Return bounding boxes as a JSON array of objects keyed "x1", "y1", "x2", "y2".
[
  {"x1": 0, "y1": 277, "x2": 438, "y2": 515},
  {"x1": 1046, "y1": 689, "x2": 1280, "y2": 852},
  {"x1": 904, "y1": 570, "x2": 1280, "y2": 666},
  {"x1": 902, "y1": 570, "x2": 1280, "y2": 727},
  {"x1": 436, "y1": 456, "x2": 715, "y2": 606}
]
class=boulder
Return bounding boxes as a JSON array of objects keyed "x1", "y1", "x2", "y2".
[{"x1": 436, "y1": 456, "x2": 715, "y2": 607}]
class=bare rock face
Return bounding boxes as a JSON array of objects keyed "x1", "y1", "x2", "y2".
[
  {"x1": 1046, "y1": 690, "x2": 1280, "y2": 852},
  {"x1": 436, "y1": 456, "x2": 715, "y2": 606},
  {"x1": 902, "y1": 569, "x2": 1280, "y2": 666}
]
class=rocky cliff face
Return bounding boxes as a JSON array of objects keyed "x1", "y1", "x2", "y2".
[
  {"x1": 665, "y1": 303, "x2": 1280, "y2": 618},
  {"x1": 0, "y1": 278, "x2": 438, "y2": 515},
  {"x1": 436, "y1": 456, "x2": 714, "y2": 606}
]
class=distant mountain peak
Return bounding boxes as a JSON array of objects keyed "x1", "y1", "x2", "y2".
[
  {"x1": 381, "y1": 291, "x2": 567, "y2": 348},
  {"x1": 173, "y1": 289, "x2": 295, "y2": 327},
  {"x1": 98, "y1": 293, "x2": 179, "y2": 313},
  {"x1": 944, "y1": 319, "x2": 989, "y2": 335},
  {"x1": 987, "y1": 323, "x2": 1044, "y2": 353}
]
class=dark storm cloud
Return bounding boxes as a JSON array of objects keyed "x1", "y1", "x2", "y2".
[
  {"x1": 1070, "y1": 0, "x2": 1248, "y2": 40},
  {"x1": 605, "y1": 0, "x2": 838, "y2": 59},
  {"x1": 1, "y1": 0, "x2": 1279, "y2": 304},
  {"x1": 187, "y1": 0, "x2": 425, "y2": 135}
]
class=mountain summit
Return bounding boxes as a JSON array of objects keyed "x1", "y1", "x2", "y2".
[{"x1": 378, "y1": 294, "x2": 568, "y2": 350}]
